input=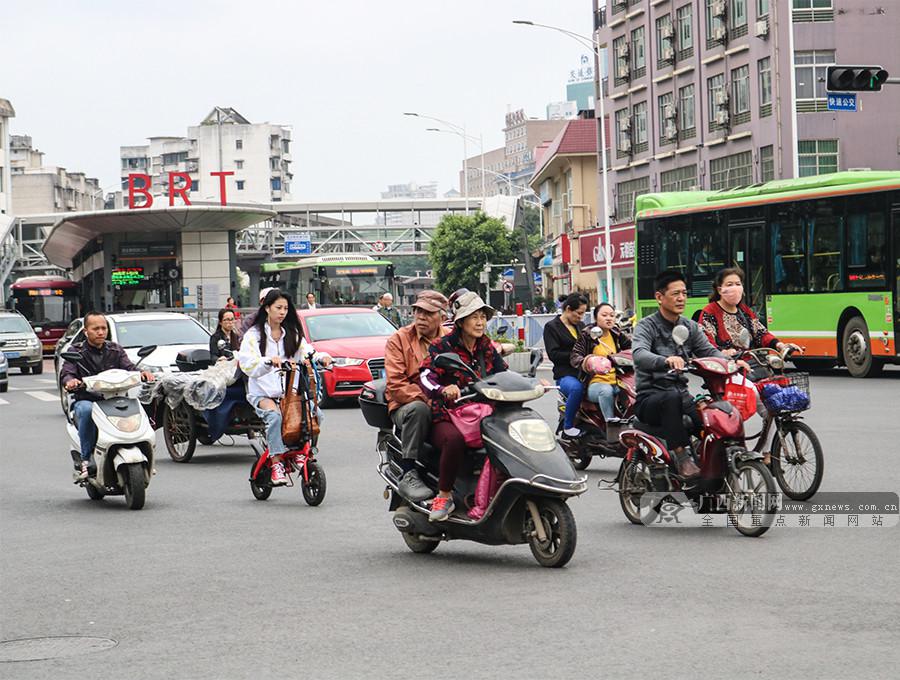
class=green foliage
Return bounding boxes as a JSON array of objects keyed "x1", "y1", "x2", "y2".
[{"x1": 429, "y1": 211, "x2": 514, "y2": 294}]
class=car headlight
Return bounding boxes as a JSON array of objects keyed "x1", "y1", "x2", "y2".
[
  {"x1": 508, "y1": 419, "x2": 557, "y2": 452},
  {"x1": 108, "y1": 414, "x2": 142, "y2": 432},
  {"x1": 331, "y1": 357, "x2": 365, "y2": 367},
  {"x1": 27, "y1": 338, "x2": 40, "y2": 348}
]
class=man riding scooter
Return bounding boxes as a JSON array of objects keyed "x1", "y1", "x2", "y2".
[
  {"x1": 384, "y1": 290, "x2": 449, "y2": 501},
  {"x1": 632, "y1": 270, "x2": 733, "y2": 480},
  {"x1": 60, "y1": 312, "x2": 155, "y2": 479}
]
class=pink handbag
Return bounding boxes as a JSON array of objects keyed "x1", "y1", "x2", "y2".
[
  {"x1": 467, "y1": 458, "x2": 502, "y2": 520},
  {"x1": 447, "y1": 402, "x2": 494, "y2": 448}
]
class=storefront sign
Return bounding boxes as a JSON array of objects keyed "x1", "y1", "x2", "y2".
[
  {"x1": 111, "y1": 267, "x2": 146, "y2": 286},
  {"x1": 120, "y1": 242, "x2": 176, "y2": 258},
  {"x1": 578, "y1": 225, "x2": 636, "y2": 271}
]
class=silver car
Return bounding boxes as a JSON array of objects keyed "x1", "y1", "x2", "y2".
[
  {"x1": 0, "y1": 311, "x2": 43, "y2": 375},
  {"x1": 0, "y1": 350, "x2": 8, "y2": 392}
]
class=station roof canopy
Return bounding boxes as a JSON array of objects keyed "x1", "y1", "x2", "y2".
[{"x1": 42, "y1": 205, "x2": 276, "y2": 268}]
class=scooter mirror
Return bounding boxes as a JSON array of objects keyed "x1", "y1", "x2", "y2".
[
  {"x1": 498, "y1": 324, "x2": 510, "y2": 336},
  {"x1": 61, "y1": 351, "x2": 81, "y2": 362},
  {"x1": 137, "y1": 345, "x2": 158, "y2": 359},
  {"x1": 672, "y1": 325, "x2": 690, "y2": 346},
  {"x1": 589, "y1": 326, "x2": 602, "y2": 340},
  {"x1": 216, "y1": 339, "x2": 228, "y2": 350}
]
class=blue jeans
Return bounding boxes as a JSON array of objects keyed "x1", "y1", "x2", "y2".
[
  {"x1": 587, "y1": 382, "x2": 619, "y2": 421},
  {"x1": 73, "y1": 400, "x2": 97, "y2": 461},
  {"x1": 249, "y1": 396, "x2": 288, "y2": 456},
  {"x1": 557, "y1": 376, "x2": 584, "y2": 430}
]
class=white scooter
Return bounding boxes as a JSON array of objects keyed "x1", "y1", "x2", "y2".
[{"x1": 61, "y1": 345, "x2": 157, "y2": 510}]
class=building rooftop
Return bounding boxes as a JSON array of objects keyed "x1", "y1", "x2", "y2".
[{"x1": 531, "y1": 118, "x2": 600, "y2": 184}]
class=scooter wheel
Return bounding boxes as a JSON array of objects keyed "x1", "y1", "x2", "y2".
[
  {"x1": 123, "y1": 463, "x2": 146, "y2": 510},
  {"x1": 250, "y1": 459, "x2": 272, "y2": 501},
  {"x1": 300, "y1": 461, "x2": 326, "y2": 506},
  {"x1": 525, "y1": 499, "x2": 577, "y2": 568},
  {"x1": 618, "y1": 458, "x2": 651, "y2": 526},
  {"x1": 572, "y1": 449, "x2": 592, "y2": 470},
  {"x1": 85, "y1": 484, "x2": 104, "y2": 501},
  {"x1": 402, "y1": 532, "x2": 439, "y2": 554},
  {"x1": 727, "y1": 460, "x2": 777, "y2": 538}
]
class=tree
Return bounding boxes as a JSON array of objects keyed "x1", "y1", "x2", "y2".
[{"x1": 429, "y1": 211, "x2": 514, "y2": 294}]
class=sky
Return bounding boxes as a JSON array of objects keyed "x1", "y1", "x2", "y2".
[{"x1": 3, "y1": 0, "x2": 595, "y2": 202}]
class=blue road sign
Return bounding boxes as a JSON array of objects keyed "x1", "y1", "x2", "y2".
[
  {"x1": 502, "y1": 267, "x2": 515, "y2": 279},
  {"x1": 284, "y1": 233, "x2": 312, "y2": 255},
  {"x1": 827, "y1": 93, "x2": 857, "y2": 112}
]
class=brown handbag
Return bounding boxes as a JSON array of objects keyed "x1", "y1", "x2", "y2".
[
  {"x1": 280, "y1": 363, "x2": 304, "y2": 448},
  {"x1": 303, "y1": 360, "x2": 321, "y2": 440}
]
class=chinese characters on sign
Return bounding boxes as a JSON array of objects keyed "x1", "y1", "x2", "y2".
[
  {"x1": 578, "y1": 225, "x2": 636, "y2": 271},
  {"x1": 826, "y1": 93, "x2": 858, "y2": 112},
  {"x1": 568, "y1": 54, "x2": 595, "y2": 84}
]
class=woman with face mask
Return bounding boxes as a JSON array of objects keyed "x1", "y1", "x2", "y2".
[{"x1": 699, "y1": 268, "x2": 800, "y2": 362}]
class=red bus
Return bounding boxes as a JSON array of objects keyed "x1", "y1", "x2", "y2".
[{"x1": 10, "y1": 275, "x2": 80, "y2": 354}]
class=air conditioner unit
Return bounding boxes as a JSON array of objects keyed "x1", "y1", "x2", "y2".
[
  {"x1": 665, "y1": 122, "x2": 678, "y2": 140},
  {"x1": 616, "y1": 64, "x2": 631, "y2": 80},
  {"x1": 713, "y1": 26, "x2": 727, "y2": 42},
  {"x1": 755, "y1": 19, "x2": 769, "y2": 37},
  {"x1": 662, "y1": 45, "x2": 674, "y2": 62},
  {"x1": 712, "y1": 0, "x2": 727, "y2": 18},
  {"x1": 621, "y1": 117, "x2": 632, "y2": 131},
  {"x1": 660, "y1": 24, "x2": 674, "y2": 40},
  {"x1": 715, "y1": 90, "x2": 730, "y2": 106},
  {"x1": 619, "y1": 139, "x2": 632, "y2": 153},
  {"x1": 616, "y1": 41, "x2": 631, "y2": 59},
  {"x1": 663, "y1": 104, "x2": 677, "y2": 120},
  {"x1": 715, "y1": 110, "x2": 730, "y2": 126}
]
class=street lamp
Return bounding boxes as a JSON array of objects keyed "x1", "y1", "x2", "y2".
[
  {"x1": 513, "y1": 19, "x2": 614, "y2": 305},
  {"x1": 425, "y1": 127, "x2": 486, "y2": 198},
  {"x1": 404, "y1": 112, "x2": 473, "y2": 213}
]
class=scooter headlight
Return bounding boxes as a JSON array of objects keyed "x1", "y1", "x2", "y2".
[
  {"x1": 108, "y1": 414, "x2": 142, "y2": 433},
  {"x1": 480, "y1": 385, "x2": 545, "y2": 402},
  {"x1": 508, "y1": 419, "x2": 557, "y2": 452}
]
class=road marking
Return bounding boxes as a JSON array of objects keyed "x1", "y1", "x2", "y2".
[
  {"x1": 26, "y1": 391, "x2": 58, "y2": 402},
  {"x1": 0, "y1": 398, "x2": 8, "y2": 405},
  {"x1": 35, "y1": 378, "x2": 57, "y2": 384}
]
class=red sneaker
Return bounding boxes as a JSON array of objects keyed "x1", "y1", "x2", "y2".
[{"x1": 270, "y1": 461, "x2": 287, "y2": 486}]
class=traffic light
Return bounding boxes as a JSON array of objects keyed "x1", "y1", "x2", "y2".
[{"x1": 826, "y1": 65, "x2": 889, "y2": 92}]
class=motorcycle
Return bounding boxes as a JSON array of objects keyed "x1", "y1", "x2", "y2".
[
  {"x1": 557, "y1": 326, "x2": 636, "y2": 470},
  {"x1": 359, "y1": 352, "x2": 587, "y2": 568},
  {"x1": 61, "y1": 345, "x2": 158, "y2": 510},
  {"x1": 616, "y1": 325, "x2": 778, "y2": 537},
  {"x1": 247, "y1": 354, "x2": 328, "y2": 506}
]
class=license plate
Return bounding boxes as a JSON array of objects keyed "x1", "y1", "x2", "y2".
[{"x1": 4, "y1": 351, "x2": 20, "y2": 359}]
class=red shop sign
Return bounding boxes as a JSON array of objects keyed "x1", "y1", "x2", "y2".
[{"x1": 578, "y1": 225, "x2": 635, "y2": 271}]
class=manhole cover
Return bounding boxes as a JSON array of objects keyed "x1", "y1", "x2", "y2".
[{"x1": 0, "y1": 636, "x2": 118, "y2": 662}]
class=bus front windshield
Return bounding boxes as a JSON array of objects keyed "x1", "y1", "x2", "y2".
[
  {"x1": 13, "y1": 293, "x2": 78, "y2": 327},
  {"x1": 320, "y1": 272, "x2": 392, "y2": 306}
]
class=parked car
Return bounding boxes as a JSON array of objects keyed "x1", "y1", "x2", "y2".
[
  {"x1": 0, "y1": 349, "x2": 8, "y2": 392},
  {"x1": 54, "y1": 312, "x2": 212, "y2": 416},
  {"x1": 296, "y1": 307, "x2": 395, "y2": 404},
  {"x1": 0, "y1": 311, "x2": 44, "y2": 374}
]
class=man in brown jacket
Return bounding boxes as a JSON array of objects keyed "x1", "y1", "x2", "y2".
[{"x1": 384, "y1": 289, "x2": 449, "y2": 501}]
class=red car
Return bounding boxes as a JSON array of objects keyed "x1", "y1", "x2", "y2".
[{"x1": 297, "y1": 307, "x2": 398, "y2": 404}]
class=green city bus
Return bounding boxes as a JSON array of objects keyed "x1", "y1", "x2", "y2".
[
  {"x1": 260, "y1": 256, "x2": 395, "y2": 307},
  {"x1": 633, "y1": 171, "x2": 900, "y2": 377}
]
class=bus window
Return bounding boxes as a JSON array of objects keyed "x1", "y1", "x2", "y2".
[
  {"x1": 690, "y1": 213, "x2": 727, "y2": 299},
  {"x1": 807, "y1": 202, "x2": 843, "y2": 293},
  {"x1": 847, "y1": 209, "x2": 886, "y2": 289},
  {"x1": 771, "y1": 206, "x2": 806, "y2": 293},
  {"x1": 636, "y1": 218, "x2": 689, "y2": 300}
]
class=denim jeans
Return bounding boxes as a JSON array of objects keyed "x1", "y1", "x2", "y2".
[
  {"x1": 249, "y1": 396, "x2": 288, "y2": 456},
  {"x1": 73, "y1": 399, "x2": 97, "y2": 461},
  {"x1": 557, "y1": 375, "x2": 584, "y2": 430},
  {"x1": 587, "y1": 382, "x2": 619, "y2": 421}
]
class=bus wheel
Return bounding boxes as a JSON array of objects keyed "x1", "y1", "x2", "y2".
[{"x1": 842, "y1": 316, "x2": 882, "y2": 378}]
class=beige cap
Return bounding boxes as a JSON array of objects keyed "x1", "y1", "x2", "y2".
[{"x1": 452, "y1": 291, "x2": 494, "y2": 322}]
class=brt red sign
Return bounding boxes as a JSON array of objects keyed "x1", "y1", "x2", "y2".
[
  {"x1": 127, "y1": 172, "x2": 234, "y2": 209},
  {"x1": 578, "y1": 225, "x2": 635, "y2": 271}
]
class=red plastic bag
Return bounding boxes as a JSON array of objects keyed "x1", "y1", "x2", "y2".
[
  {"x1": 725, "y1": 374, "x2": 757, "y2": 421},
  {"x1": 467, "y1": 458, "x2": 501, "y2": 520},
  {"x1": 447, "y1": 402, "x2": 493, "y2": 448}
]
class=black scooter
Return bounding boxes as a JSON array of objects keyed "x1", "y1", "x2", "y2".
[{"x1": 359, "y1": 353, "x2": 587, "y2": 568}]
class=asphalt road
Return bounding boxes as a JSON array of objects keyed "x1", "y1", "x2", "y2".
[{"x1": 1, "y1": 361, "x2": 899, "y2": 679}]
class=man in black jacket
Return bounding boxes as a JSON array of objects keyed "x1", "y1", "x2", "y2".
[
  {"x1": 542, "y1": 293, "x2": 588, "y2": 439},
  {"x1": 60, "y1": 312, "x2": 155, "y2": 479}
]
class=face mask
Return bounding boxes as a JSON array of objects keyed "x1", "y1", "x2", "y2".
[{"x1": 720, "y1": 285, "x2": 743, "y2": 306}]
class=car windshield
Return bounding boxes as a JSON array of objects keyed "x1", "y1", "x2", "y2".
[
  {"x1": 304, "y1": 312, "x2": 397, "y2": 341},
  {"x1": 0, "y1": 316, "x2": 34, "y2": 334},
  {"x1": 114, "y1": 318, "x2": 210, "y2": 348}
]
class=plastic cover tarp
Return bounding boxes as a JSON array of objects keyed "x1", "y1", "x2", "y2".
[{"x1": 140, "y1": 359, "x2": 239, "y2": 410}]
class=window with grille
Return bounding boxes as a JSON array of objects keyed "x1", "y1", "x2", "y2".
[
  {"x1": 730, "y1": 0, "x2": 748, "y2": 38},
  {"x1": 660, "y1": 165, "x2": 698, "y2": 192},
  {"x1": 795, "y1": 50, "x2": 835, "y2": 112},
  {"x1": 709, "y1": 150, "x2": 753, "y2": 190},
  {"x1": 676, "y1": 4, "x2": 694, "y2": 59},
  {"x1": 633, "y1": 101, "x2": 649, "y2": 153},
  {"x1": 616, "y1": 176, "x2": 650, "y2": 220},
  {"x1": 615, "y1": 107, "x2": 631, "y2": 158},
  {"x1": 760, "y1": 145, "x2": 775, "y2": 182},
  {"x1": 631, "y1": 26, "x2": 646, "y2": 79},
  {"x1": 708, "y1": 73, "x2": 726, "y2": 132},
  {"x1": 678, "y1": 84, "x2": 696, "y2": 140},
  {"x1": 658, "y1": 92, "x2": 676, "y2": 146},
  {"x1": 706, "y1": 0, "x2": 727, "y2": 49},
  {"x1": 731, "y1": 64, "x2": 750, "y2": 124},
  {"x1": 613, "y1": 36, "x2": 630, "y2": 87},
  {"x1": 798, "y1": 139, "x2": 838, "y2": 177},
  {"x1": 792, "y1": 0, "x2": 833, "y2": 22},
  {"x1": 758, "y1": 57, "x2": 772, "y2": 117},
  {"x1": 656, "y1": 14, "x2": 674, "y2": 69}
]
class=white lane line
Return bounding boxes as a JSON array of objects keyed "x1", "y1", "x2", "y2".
[
  {"x1": 35, "y1": 378, "x2": 57, "y2": 384},
  {"x1": 26, "y1": 391, "x2": 59, "y2": 402},
  {"x1": 0, "y1": 398, "x2": 8, "y2": 405}
]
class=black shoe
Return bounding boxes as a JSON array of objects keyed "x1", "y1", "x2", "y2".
[{"x1": 398, "y1": 469, "x2": 433, "y2": 502}]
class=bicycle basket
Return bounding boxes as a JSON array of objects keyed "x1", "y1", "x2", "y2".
[{"x1": 757, "y1": 372, "x2": 810, "y2": 414}]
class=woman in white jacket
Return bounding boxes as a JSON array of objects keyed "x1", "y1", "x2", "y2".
[{"x1": 237, "y1": 289, "x2": 329, "y2": 485}]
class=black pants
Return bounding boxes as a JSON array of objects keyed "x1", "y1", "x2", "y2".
[{"x1": 636, "y1": 390, "x2": 701, "y2": 450}]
